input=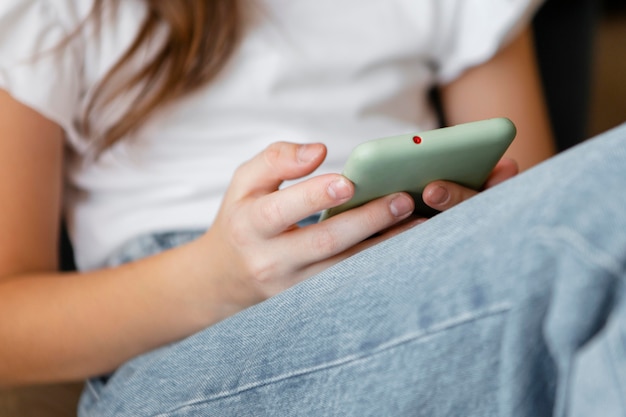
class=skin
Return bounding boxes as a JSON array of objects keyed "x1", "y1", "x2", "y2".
[
  {"x1": 424, "y1": 28, "x2": 554, "y2": 209},
  {"x1": 0, "y1": 27, "x2": 552, "y2": 386}
]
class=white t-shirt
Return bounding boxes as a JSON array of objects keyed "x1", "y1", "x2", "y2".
[{"x1": 0, "y1": 0, "x2": 542, "y2": 270}]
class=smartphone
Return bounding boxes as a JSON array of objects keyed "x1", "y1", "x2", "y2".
[{"x1": 319, "y1": 117, "x2": 516, "y2": 220}]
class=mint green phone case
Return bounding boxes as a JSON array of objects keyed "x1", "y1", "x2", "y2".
[{"x1": 319, "y1": 117, "x2": 516, "y2": 220}]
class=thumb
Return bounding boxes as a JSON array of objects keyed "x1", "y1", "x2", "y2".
[{"x1": 228, "y1": 142, "x2": 327, "y2": 200}]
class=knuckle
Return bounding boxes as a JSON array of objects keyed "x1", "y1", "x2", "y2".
[
  {"x1": 226, "y1": 213, "x2": 252, "y2": 247},
  {"x1": 232, "y1": 161, "x2": 251, "y2": 184},
  {"x1": 256, "y1": 198, "x2": 286, "y2": 229},
  {"x1": 358, "y1": 203, "x2": 384, "y2": 228},
  {"x1": 449, "y1": 188, "x2": 472, "y2": 208},
  {"x1": 245, "y1": 255, "x2": 278, "y2": 284},
  {"x1": 233, "y1": 161, "x2": 246, "y2": 176},
  {"x1": 301, "y1": 188, "x2": 320, "y2": 209},
  {"x1": 310, "y1": 227, "x2": 341, "y2": 256},
  {"x1": 263, "y1": 142, "x2": 288, "y2": 169},
  {"x1": 370, "y1": 204, "x2": 387, "y2": 224}
]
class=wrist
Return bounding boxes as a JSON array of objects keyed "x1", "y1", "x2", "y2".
[{"x1": 175, "y1": 234, "x2": 264, "y2": 329}]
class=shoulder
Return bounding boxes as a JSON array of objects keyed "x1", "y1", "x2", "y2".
[
  {"x1": 0, "y1": 0, "x2": 97, "y2": 138},
  {"x1": 0, "y1": 0, "x2": 93, "y2": 30},
  {"x1": 430, "y1": 0, "x2": 544, "y2": 83},
  {"x1": 0, "y1": 0, "x2": 93, "y2": 64}
]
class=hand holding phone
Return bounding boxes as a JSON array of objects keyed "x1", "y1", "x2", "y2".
[{"x1": 319, "y1": 118, "x2": 516, "y2": 220}]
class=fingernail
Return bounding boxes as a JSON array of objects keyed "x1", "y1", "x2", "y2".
[
  {"x1": 297, "y1": 144, "x2": 320, "y2": 163},
  {"x1": 328, "y1": 178, "x2": 352, "y2": 200},
  {"x1": 427, "y1": 186, "x2": 449, "y2": 206},
  {"x1": 389, "y1": 195, "x2": 413, "y2": 217}
]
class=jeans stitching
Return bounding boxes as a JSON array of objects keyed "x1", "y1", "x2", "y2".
[
  {"x1": 150, "y1": 302, "x2": 511, "y2": 416},
  {"x1": 531, "y1": 226, "x2": 624, "y2": 280}
]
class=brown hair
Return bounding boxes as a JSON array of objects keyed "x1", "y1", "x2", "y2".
[{"x1": 84, "y1": 0, "x2": 241, "y2": 149}]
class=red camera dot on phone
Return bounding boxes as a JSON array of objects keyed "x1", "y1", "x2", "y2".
[{"x1": 412, "y1": 136, "x2": 422, "y2": 144}]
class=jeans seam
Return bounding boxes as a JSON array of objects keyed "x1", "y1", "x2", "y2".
[
  {"x1": 531, "y1": 226, "x2": 625, "y2": 280},
  {"x1": 85, "y1": 378, "x2": 102, "y2": 402},
  {"x1": 604, "y1": 333, "x2": 626, "y2": 413},
  {"x1": 150, "y1": 302, "x2": 511, "y2": 417},
  {"x1": 531, "y1": 225, "x2": 625, "y2": 417}
]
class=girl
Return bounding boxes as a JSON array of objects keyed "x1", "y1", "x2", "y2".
[{"x1": 3, "y1": 1, "x2": 624, "y2": 416}]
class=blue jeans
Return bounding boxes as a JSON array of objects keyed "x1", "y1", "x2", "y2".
[{"x1": 79, "y1": 124, "x2": 626, "y2": 417}]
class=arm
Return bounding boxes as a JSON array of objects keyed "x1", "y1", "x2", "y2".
[
  {"x1": 421, "y1": 27, "x2": 555, "y2": 212},
  {"x1": 440, "y1": 27, "x2": 556, "y2": 171},
  {"x1": 0, "y1": 90, "x2": 221, "y2": 385},
  {"x1": 0, "y1": 90, "x2": 415, "y2": 386}
]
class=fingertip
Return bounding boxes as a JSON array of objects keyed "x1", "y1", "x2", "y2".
[
  {"x1": 297, "y1": 143, "x2": 326, "y2": 164},
  {"x1": 423, "y1": 184, "x2": 450, "y2": 207},
  {"x1": 486, "y1": 158, "x2": 519, "y2": 188},
  {"x1": 389, "y1": 193, "x2": 414, "y2": 218},
  {"x1": 327, "y1": 176, "x2": 353, "y2": 201},
  {"x1": 500, "y1": 157, "x2": 519, "y2": 174},
  {"x1": 259, "y1": 142, "x2": 327, "y2": 181}
]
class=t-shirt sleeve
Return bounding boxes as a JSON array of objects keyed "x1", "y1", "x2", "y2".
[
  {"x1": 0, "y1": 0, "x2": 85, "y2": 131},
  {"x1": 431, "y1": 0, "x2": 544, "y2": 84}
]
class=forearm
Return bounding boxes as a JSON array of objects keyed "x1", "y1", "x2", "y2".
[
  {"x1": 0, "y1": 142, "x2": 418, "y2": 388},
  {"x1": 0, "y1": 238, "x2": 237, "y2": 387},
  {"x1": 442, "y1": 28, "x2": 556, "y2": 171}
]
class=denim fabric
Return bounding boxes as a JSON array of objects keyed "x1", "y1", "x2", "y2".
[{"x1": 79, "y1": 123, "x2": 626, "y2": 417}]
